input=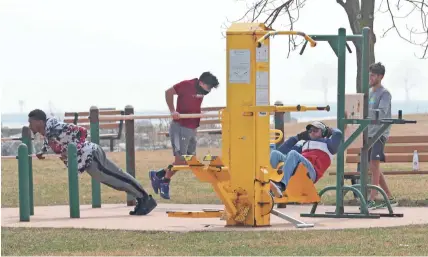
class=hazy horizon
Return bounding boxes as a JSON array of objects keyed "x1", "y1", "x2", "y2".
[{"x1": 1, "y1": 0, "x2": 427, "y2": 115}]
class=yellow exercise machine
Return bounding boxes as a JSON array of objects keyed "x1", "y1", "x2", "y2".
[{"x1": 167, "y1": 23, "x2": 329, "y2": 228}]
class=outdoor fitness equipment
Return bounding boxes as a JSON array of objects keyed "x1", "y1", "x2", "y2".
[{"x1": 298, "y1": 27, "x2": 417, "y2": 219}]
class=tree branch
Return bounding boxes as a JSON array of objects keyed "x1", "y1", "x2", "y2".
[
  {"x1": 380, "y1": 0, "x2": 428, "y2": 58},
  {"x1": 225, "y1": 0, "x2": 307, "y2": 58}
]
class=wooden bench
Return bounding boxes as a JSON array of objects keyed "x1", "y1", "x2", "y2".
[
  {"x1": 63, "y1": 109, "x2": 124, "y2": 152},
  {"x1": 329, "y1": 135, "x2": 428, "y2": 178}
]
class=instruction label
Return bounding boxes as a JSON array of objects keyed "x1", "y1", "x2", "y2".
[
  {"x1": 256, "y1": 71, "x2": 269, "y2": 106},
  {"x1": 256, "y1": 45, "x2": 268, "y2": 62},
  {"x1": 229, "y1": 49, "x2": 251, "y2": 84}
]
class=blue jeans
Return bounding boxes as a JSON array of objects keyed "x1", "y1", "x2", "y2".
[{"x1": 270, "y1": 150, "x2": 317, "y2": 188}]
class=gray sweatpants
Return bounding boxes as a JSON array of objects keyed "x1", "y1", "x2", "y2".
[{"x1": 85, "y1": 145, "x2": 146, "y2": 199}]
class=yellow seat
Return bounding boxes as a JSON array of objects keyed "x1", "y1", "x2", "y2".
[{"x1": 274, "y1": 163, "x2": 321, "y2": 204}]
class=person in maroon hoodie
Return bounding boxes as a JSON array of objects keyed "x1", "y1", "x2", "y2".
[
  {"x1": 149, "y1": 72, "x2": 220, "y2": 199},
  {"x1": 269, "y1": 121, "x2": 343, "y2": 197}
]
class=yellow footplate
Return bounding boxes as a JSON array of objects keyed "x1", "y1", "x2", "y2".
[{"x1": 166, "y1": 209, "x2": 224, "y2": 218}]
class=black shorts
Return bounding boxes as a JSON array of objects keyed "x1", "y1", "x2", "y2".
[
  {"x1": 368, "y1": 136, "x2": 386, "y2": 162},
  {"x1": 354, "y1": 136, "x2": 386, "y2": 176}
]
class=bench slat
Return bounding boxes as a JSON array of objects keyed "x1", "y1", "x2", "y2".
[
  {"x1": 346, "y1": 154, "x2": 428, "y2": 163},
  {"x1": 200, "y1": 119, "x2": 221, "y2": 125},
  {"x1": 329, "y1": 171, "x2": 428, "y2": 176},
  {"x1": 100, "y1": 133, "x2": 120, "y2": 138},
  {"x1": 387, "y1": 135, "x2": 428, "y2": 144},
  {"x1": 64, "y1": 110, "x2": 123, "y2": 116},
  {"x1": 347, "y1": 145, "x2": 428, "y2": 154},
  {"x1": 80, "y1": 123, "x2": 121, "y2": 129}
]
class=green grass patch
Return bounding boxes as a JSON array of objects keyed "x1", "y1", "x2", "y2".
[{"x1": 2, "y1": 225, "x2": 428, "y2": 256}]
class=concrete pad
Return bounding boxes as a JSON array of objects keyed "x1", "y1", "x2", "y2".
[{"x1": 2, "y1": 204, "x2": 428, "y2": 232}]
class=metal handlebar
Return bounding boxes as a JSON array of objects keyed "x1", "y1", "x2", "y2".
[{"x1": 257, "y1": 31, "x2": 317, "y2": 48}]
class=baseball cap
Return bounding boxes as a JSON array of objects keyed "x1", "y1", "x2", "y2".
[{"x1": 306, "y1": 121, "x2": 326, "y2": 132}]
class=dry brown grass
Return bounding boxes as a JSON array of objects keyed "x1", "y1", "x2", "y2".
[{"x1": 2, "y1": 114, "x2": 428, "y2": 208}]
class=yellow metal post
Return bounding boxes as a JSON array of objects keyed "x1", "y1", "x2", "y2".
[
  {"x1": 225, "y1": 23, "x2": 272, "y2": 226},
  {"x1": 172, "y1": 22, "x2": 320, "y2": 226}
]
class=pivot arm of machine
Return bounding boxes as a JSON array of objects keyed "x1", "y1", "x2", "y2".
[{"x1": 257, "y1": 31, "x2": 317, "y2": 48}]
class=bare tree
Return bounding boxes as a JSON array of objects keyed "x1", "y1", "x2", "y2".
[
  {"x1": 228, "y1": 0, "x2": 428, "y2": 92},
  {"x1": 300, "y1": 62, "x2": 335, "y2": 104},
  {"x1": 18, "y1": 100, "x2": 24, "y2": 113},
  {"x1": 391, "y1": 63, "x2": 424, "y2": 101},
  {"x1": 403, "y1": 76, "x2": 416, "y2": 101}
]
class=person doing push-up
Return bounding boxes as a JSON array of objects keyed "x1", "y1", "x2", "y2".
[{"x1": 28, "y1": 109, "x2": 157, "y2": 216}]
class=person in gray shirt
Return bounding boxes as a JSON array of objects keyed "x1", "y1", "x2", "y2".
[{"x1": 365, "y1": 62, "x2": 398, "y2": 209}]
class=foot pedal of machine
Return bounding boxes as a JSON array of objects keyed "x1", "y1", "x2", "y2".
[{"x1": 166, "y1": 210, "x2": 223, "y2": 218}]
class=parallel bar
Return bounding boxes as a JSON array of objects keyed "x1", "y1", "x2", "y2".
[
  {"x1": 247, "y1": 105, "x2": 330, "y2": 113},
  {"x1": 68, "y1": 143, "x2": 80, "y2": 218},
  {"x1": 98, "y1": 113, "x2": 219, "y2": 122},
  {"x1": 201, "y1": 106, "x2": 225, "y2": 112},
  {"x1": 1, "y1": 137, "x2": 22, "y2": 141},
  {"x1": 18, "y1": 144, "x2": 30, "y2": 222}
]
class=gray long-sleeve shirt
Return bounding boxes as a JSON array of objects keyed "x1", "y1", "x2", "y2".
[{"x1": 367, "y1": 86, "x2": 392, "y2": 138}]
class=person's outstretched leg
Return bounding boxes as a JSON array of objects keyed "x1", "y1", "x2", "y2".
[
  {"x1": 278, "y1": 150, "x2": 316, "y2": 190},
  {"x1": 149, "y1": 121, "x2": 197, "y2": 199},
  {"x1": 269, "y1": 150, "x2": 288, "y2": 197},
  {"x1": 87, "y1": 145, "x2": 157, "y2": 215}
]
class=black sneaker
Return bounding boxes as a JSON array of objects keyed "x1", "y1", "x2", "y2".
[{"x1": 129, "y1": 195, "x2": 157, "y2": 216}]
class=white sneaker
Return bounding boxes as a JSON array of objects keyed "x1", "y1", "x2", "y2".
[{"x1": 270, "y1": 181, "x2": 283, "y2": 198}]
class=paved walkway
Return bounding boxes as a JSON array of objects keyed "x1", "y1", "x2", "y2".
[{"x1": 2, "y1": 204, "x2": 428, "y2": 232}]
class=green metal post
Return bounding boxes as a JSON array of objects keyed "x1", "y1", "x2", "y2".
[
  {"x1": 89, "y1": 106, "x2": 102, "y2": 208},
  {"x1": 18, "y1": 144, "x2": 30, "y2": 222},
  {"x1": 21, "y1": 126, "x2": 34, "y2": 216},
  {"x1": 125, "y1": 105, "x2": 136, "y2": 206},
  {"x1": 67, "y1": 143, "x2": 80, "y2": 218},
  {"x1": 359, "y1": 27, "x2": 371, "y2": 202},
  {"x1": 335, "y1": 27, "x2": 347, "y2": 215}
]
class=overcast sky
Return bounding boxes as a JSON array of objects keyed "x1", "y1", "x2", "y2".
[{"x1": 1, "y1": 0, "x2": 427, "y2": 114}]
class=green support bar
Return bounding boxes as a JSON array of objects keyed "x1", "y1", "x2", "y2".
[
  {"x1": 18, "y1": 144, "x2": 30, "y2": 222},
  {"x1": 335, "y1": 27, "x2": 347, "y2": 215},
  {"x1": 21, "y1": 126, "x2": 34, "y2": 216},
  {"x1": 359, "y1": 27, "x2": 370, "y2": 202},
  {"x1": 301, "y1": 27, "x2": 415, "y2": 219},
  {"x1": 68, "y1": 143, "x2": 80, "y2": 218},
  {"x1": 89, "y1": 106, "x2": 102, "y2": 208}
]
